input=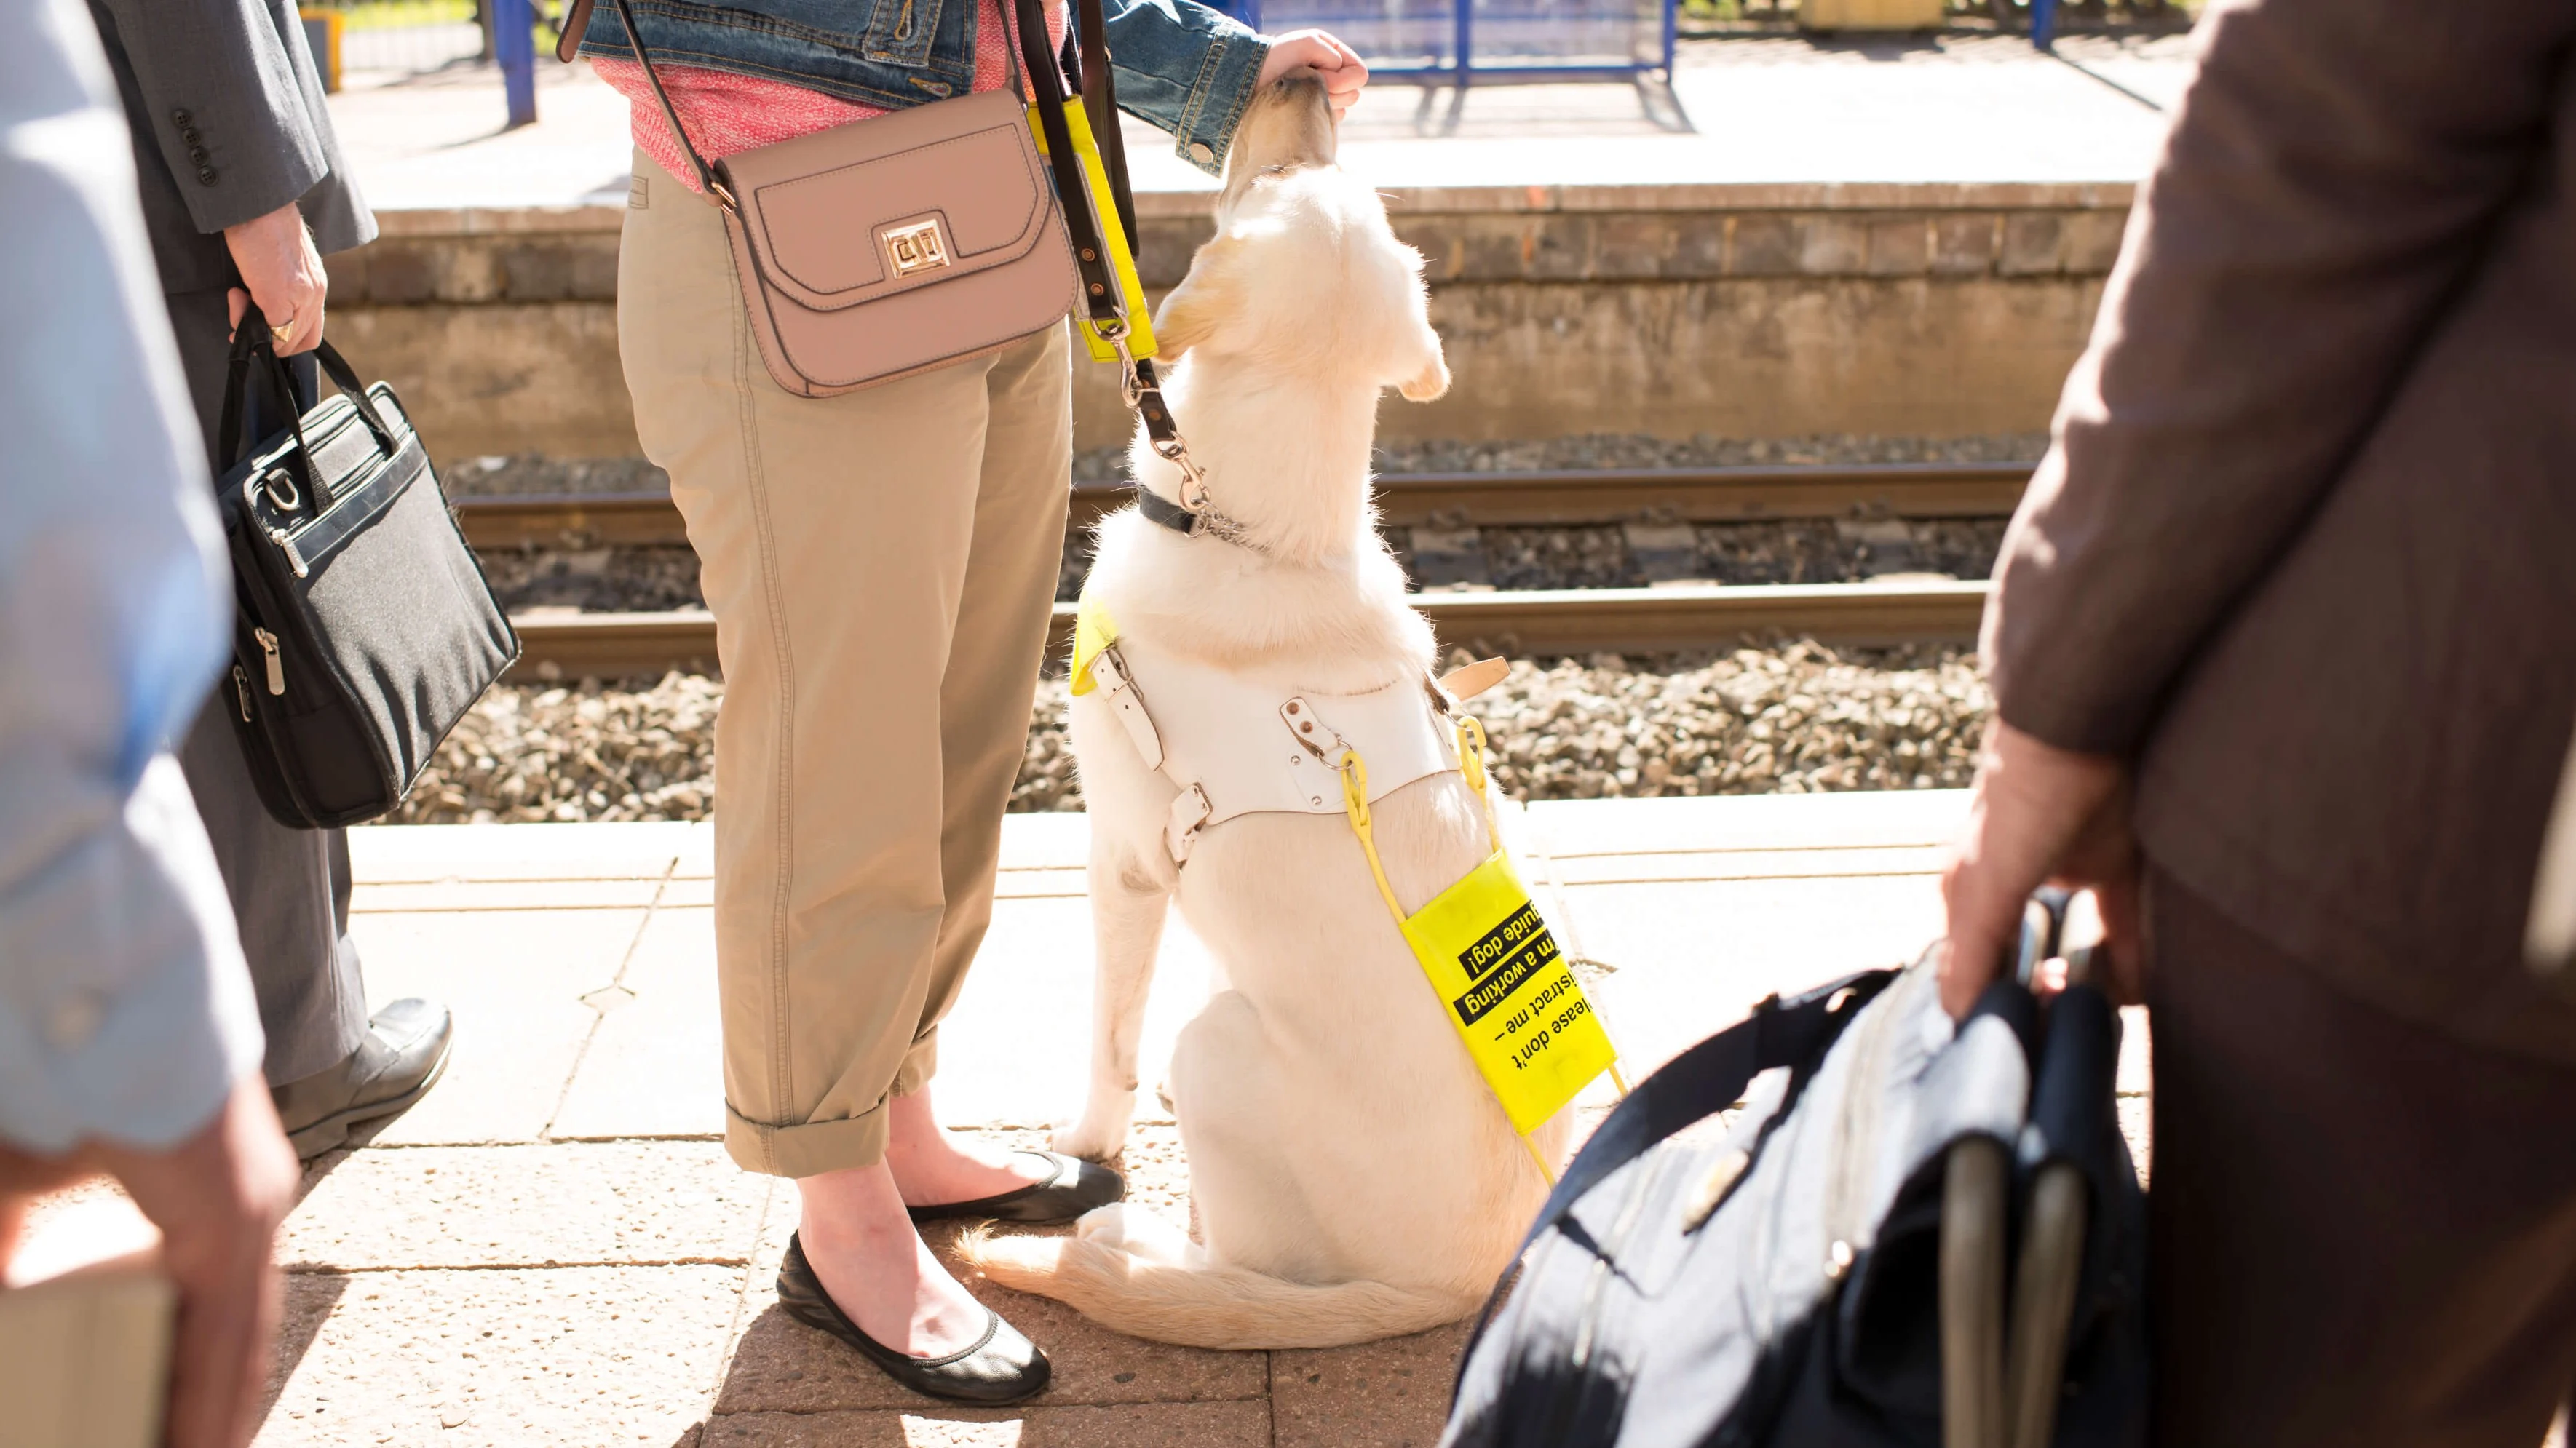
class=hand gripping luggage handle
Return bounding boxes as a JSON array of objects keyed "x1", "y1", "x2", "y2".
[
  {"x1": 1451, "y1": 968, "x2": 1897, "y2": 1390},
  {"x1": 218, "y1": 306, "x2": 401, "y2": 502}
]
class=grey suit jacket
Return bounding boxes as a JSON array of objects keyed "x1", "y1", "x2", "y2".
[{"x1": 86, "y1": 0, "x2": 374, "y2": 295}]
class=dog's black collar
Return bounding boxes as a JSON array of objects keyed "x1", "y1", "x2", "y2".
[{"x1": 1134, "y1": 484, "x2": 1256, "y2": 548}]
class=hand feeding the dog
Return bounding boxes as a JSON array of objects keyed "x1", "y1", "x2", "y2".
[{"x1": 958, "y1": 74, "x2": 1596, "y2": 1353}]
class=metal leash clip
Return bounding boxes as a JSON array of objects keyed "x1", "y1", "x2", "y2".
[{"x1": 1111, "y1": 333, "x2": 1212, "y2": 506}]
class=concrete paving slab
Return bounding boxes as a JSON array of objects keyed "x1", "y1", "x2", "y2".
[
  {"x1": 346, "y1": 792, "x2": 1983, "y2": 1137},
  {"x1": 349, "y1": 820, "x2": 698, "y2": 883},
  {"x1": 1551, "y1": 844, "x2": 1949, "y2": 886},
  {"x1": 995, "y1": 868, "x2": 1091, "y2": 902},
  {"x1": 1571, "y1": 874, "x2": 1945, "y2": 1075},
  {"x1": 930, "y1": 900, "x2": 1214, "y2": 1130},
  {"x1": 1526, "y1": 789, "x2": 1969, "y2": 859},
  {"x1": 278, "y1": 1142, "x2": 768, "y2": 1270},
  {"x1": 354, "y1": 909, "x2": 650, "y2": 1145},
  {"x1": 700, "y1": 1401, "x2": 1270, "y2": 1447},
  {"x1": 329, "y1": 36, "x2": 2193, "y2": 213},
  {"x1": 550, "y1": 907, "x2": 729, "y2": 1141},
  {"x1": 352, "y1": 877, "x2": 670, "y2": 913},
  {"x1": 642, "y1": 829, "x2": 1089, "y2": 908},
  {"x1": 256, "y1": 1265, "x2": 741, "y2": 1447},
  {"x1": 997, "y1": 813, "x2": 1095, "y2": 872},
  {"x1": 1273, "y1": 1321, "x2": 1472, "y2": 1448}
]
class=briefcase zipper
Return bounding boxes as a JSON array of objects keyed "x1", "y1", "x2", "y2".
[
  {"x1": 232, "y1": 664, "x2": 255, "y2": 722},
  {"x1": 266, "y1": 524, "x2": 309, "y2": 579},
  {"x1": 254, "y1": 627, "x2": 285, "y2": 696}
]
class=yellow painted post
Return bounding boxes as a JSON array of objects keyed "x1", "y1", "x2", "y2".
[{"x1": 298, "y1": 9, "x2": 344, "y2": 92}]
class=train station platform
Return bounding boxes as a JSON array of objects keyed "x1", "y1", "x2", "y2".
[
  {"x1": 329, "y1": 33, "x2": 2194, "y2": 214},
  {"x1": 23, "y1": 789, "x2": 2147, "y2": 1447}
]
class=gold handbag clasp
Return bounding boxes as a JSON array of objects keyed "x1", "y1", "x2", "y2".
[{"x1": 883, "y1": 217, "x2": 951, "y2": 278}]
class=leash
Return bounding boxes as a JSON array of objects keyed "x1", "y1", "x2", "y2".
[{"x1": 1048, "y1": 0, "x2": 1252, "y2": 546}]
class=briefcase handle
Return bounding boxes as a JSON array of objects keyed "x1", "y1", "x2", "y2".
[{"x1": 218, "y1": 306, "x2": 403, "y2": 506}]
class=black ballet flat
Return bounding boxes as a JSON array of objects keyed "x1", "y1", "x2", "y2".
[
  {"x1": 906, "y1": 1150, "x2": 1125, "y2": 1225},
  {"x1": 776, "y1": 1233, "x2": 1051, "y2": 1405}
]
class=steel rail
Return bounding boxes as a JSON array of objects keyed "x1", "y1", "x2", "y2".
[
  {"x1": 505, "y1": 580, "x2": 1989, "y2": 681},
  {"x1": 453, "y1": 462, "x2": 2031, "y2": 551}
]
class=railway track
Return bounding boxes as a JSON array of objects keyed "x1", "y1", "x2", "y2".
[
  {"x1": 469, "y1": 463, "x2": 2026, "y2": 678},
  {"x1": 453, "y1": 461, "x2": 2030, "y2": 551}
]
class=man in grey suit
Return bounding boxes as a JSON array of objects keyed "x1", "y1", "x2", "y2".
[{"x1": 86, "y1": 0, "x2": 453, "y2": 1160}]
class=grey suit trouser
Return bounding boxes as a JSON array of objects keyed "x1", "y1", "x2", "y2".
[{"x1": 165, "y1": 286, "x2": 370, "y2": 1086}]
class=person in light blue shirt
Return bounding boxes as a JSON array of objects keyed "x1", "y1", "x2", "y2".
[{"x1": 0, "y1": 0, "x2": 299, "y2": 1443}]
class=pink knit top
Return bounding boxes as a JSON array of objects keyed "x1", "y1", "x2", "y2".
[{"x1": 593, "y1": 0, "x2": 1067, "y2": 194}]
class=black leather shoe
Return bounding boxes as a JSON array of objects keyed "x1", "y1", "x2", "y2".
[
  {"x1": 906, "y1": 1150, "x2": 1125, "y2": 1225},
  {"x1": 271, "y1": 998, "x2": 454, "y2": 1159},
  {"x1": 776, "y1": 1233, "x2": 1050, "y2": 1404}
]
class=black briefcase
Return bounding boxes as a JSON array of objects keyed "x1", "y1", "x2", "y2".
[
  {"x1": 215, "y1": 319, "x2": 518, "y2": 828},
  {"x1": 1443, "y1": 890, "x2": 2147, "y2": 1448}
]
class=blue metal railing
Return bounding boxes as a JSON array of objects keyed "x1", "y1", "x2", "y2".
[{"x1": 1212, "y1": 0, "x2": 1679, "y2": 86}]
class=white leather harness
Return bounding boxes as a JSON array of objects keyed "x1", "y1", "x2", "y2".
[{"x1": 1072, "y1": 597, "x2": 1460, "y2": 864}]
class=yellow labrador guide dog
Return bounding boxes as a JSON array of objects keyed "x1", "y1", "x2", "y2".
[{"x1": 964, "y1": 74, "x2": 1619, "y2": 1349}]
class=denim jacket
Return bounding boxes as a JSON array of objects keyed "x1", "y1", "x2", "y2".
[{"x1": 579, "y1": 0, "x2": 1270, "y2": 174}]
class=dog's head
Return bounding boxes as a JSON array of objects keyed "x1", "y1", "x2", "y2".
[
  {"x1": 1148, "y1": 75, "x2": 1449, "y2": 405},
  {"x1": 1216, "y1": 69, "x2": 1338, "y2": 215}
]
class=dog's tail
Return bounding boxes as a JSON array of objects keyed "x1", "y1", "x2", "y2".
[{"x1": 959, "y1": 1228, "x2": 1476, "y2": 1350}]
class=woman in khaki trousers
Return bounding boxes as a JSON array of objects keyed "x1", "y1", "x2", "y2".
[{"x1": 586, "y1": 0, "x2": 1368, "y2": 1401}]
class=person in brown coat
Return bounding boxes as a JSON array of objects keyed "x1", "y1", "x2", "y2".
[{"x1": 1935, "y1": 0, "x2": 2576, "y2": 1441}]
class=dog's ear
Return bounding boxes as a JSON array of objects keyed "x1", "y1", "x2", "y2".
[
  {"x1": 1398, "y1": 318, "x2": 1451, "y2": 402},
  {"x1": 1400, "y1": 350, "x2": 1451, "y2": 402},
  {"x1": 1153, "y1": 236, "x2": 1243, "y2": 363}
]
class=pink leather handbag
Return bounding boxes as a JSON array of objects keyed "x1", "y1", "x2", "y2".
[{"x1": 602, "y1": 0, "x2": 1110, "y2": 397}]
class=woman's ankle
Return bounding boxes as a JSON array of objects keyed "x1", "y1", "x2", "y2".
[
  {"x1": 794, "y1": 1164, "x2": 986, "y2": 1355},
  {"x1": 881, "y1": 1090, "x2": 1046, "y2": 1204}
]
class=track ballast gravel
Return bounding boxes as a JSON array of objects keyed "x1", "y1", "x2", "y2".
[
  {"x1": 440, "y1": 432, "x2": 2047, "y2": 498},
  {"x1": 391, "y1": 644, "x2": 1989, "y2": 824}
]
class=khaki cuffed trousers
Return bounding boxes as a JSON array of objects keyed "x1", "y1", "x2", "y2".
[{"x1": 617, "y1": 154, "x2": 1072, "y2": 1178}]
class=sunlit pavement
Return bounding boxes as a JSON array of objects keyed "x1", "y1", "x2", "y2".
[{"x1": 325, "y1": 32, "x2": 2196, "y2": 215}]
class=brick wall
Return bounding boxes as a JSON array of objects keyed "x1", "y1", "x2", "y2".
[{"x1": 325, "y1": 183, "x2": 2130, "y2": 458}]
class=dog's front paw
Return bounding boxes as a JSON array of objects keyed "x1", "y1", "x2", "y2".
[
  {"x1": 1052, "y1": 1099, "x2": 1134, "y2": 1161},
  {"x1": 1400, "y1": 354, "x2": 1451, "y2": 402}
]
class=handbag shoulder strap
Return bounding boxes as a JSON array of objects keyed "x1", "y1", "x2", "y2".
[
  {"x1": 1449, "y1": 968, "x2": 1897, "y2": 1390},
  {"x1": 600, "y1": 0, "x2": 733, "y2": 204},
  {"x1": 604, "y1": 0, "x2": 1128, "y2": 341}
]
